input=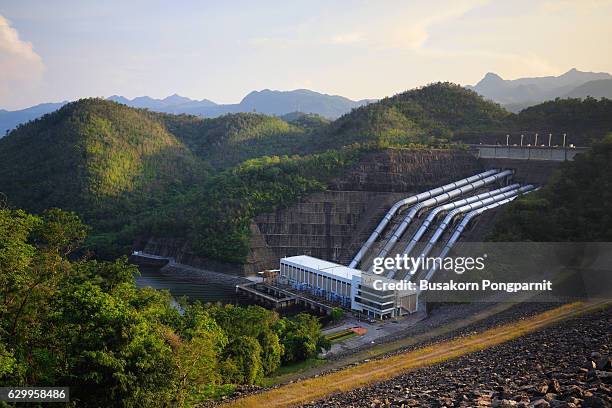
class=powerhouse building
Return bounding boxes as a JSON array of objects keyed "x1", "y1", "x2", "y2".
[{"x1": 279, "y1": 255, "x2": 417, "y2": 319}]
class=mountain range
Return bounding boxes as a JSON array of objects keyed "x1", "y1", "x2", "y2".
[
  {"x1": 467, "y1": 68, "x2": 612, "y2": 112},
  {"x1": 0, "y1": 89, "x2": 372, "y2": 136},
  {"x1": 4, "y1": 68, "x2": 611, "y2": 136},
  {"x1": 1, "y1": 83, "x2": 611, "y2": 262}
]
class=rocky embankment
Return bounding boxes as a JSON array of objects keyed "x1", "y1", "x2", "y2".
[{"x1": 303, "y1": 307, "x2": 611, "y2": 408}]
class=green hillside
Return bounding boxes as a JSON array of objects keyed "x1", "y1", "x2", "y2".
[
  {"x1": 491, "y1": 134, "x2": 612, "y2": 241},
  {"x1": 161, "y1": 112, "x2": 313, "y2": 168},
  {"x1": 280, "y1": 111, "x2": 331, "y2": 130},
  {"x1": 0, "y1": 99, "x2": 200, "y2": 211},
  {"x1": 454, "y1": 96, "x2": 612, "y2": 146},
  {"x1": 0, "y1": 99, "x2": 204, "y2": 256},
  {"x1": 4, "y1": 83, "x2": 608, "y2": 264},
  {"x1": 514, "y1": 97, "x2": 612, "y2": 145},
  {"x1": 134, "y1": 147, "x2": 369, "y2": 263},
  {"x1": 318, "y1": 82, "x2": 510, "y2": 149}
]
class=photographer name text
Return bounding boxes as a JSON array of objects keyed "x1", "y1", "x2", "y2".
[{"x1": 373, "y1": 279, "x2": 553, "y2": 293}]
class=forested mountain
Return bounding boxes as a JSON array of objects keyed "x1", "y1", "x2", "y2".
[
  {"x1": 453, "y1": 96, "x2": 612, "y2": 147},
  {"x1": 514, "y1": 97, "x2": 612, "y2": 144},
  {"x1": 0, "y1": 97, "x2": 364, "y2": 258},
  {"x1": 0, "y1": 99, "x2": 201, "y2": 212},
  {"x1": 160, "y1": 112, "x2": 314, "y2": 169},
  {"x1": 1, "y1": 83, "x2": 611, "y2": 262},
  {"x1": 318, "y1": 82, "x2": 510, "y2": 149},
  {"x1": 467, "y1": 68, "x2": 612, "y2": 111},
  {"x1": 0, "y1": 99, "x2": 205, "y2": 256}
]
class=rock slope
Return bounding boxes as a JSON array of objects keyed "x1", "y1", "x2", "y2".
[{"x1": 302, "y1": 307, "x2": 611, "y2": 408}]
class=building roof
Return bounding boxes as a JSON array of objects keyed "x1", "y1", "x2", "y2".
[{"x1": 281, "y1": 255, "x2": 362, "y2": 282}]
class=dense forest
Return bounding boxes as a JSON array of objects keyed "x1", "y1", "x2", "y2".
[
  {"x1": 0, "y1": 208, "x2": 329, "y2": 406},
  {"x1": 1, "y1": 83, "x2": 612, "y2": 263},
  {"x1": 491, "y1": 134, "x2": 612, "y2": 241}
]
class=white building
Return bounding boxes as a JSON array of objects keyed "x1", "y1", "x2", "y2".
[{"x1": 279, "y1": 255, "x2": 417, "y2": 319}]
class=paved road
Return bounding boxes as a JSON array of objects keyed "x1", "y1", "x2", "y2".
[{"x1": 322, "y1": 311, "x2": 427, "y2": 357}]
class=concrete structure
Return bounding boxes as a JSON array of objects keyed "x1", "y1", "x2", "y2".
[
  {"x1": 279, "y1": 255, "x2": 417, "y2": 319},
  {"x1": 471, "y1": 145, "x2": 588, "y2": 161},
  {"x1": 235, "y1": 282, "x2": 333, "y2": 315}
]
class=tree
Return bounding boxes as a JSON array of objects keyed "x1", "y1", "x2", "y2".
[
  {"x1": 330, "y1": 307, "x2": 344, "y2": 322},
  {"x1": 277, "y1": 313, "x2": 330, "y2": 364},
  {"x1": 221, "y1": 336, "x2": 264, "y2": 385}
]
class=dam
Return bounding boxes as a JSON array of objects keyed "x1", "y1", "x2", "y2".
[{"x1": 136, "y1": 145, "x2": 589, "y2": 318}]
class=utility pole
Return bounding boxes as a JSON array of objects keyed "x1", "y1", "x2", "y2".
[
  {"x1": 506, "y1": 134, "x2": 509, "y2": 146},
  {"x1": 548, "y1": 133, "x2": 552, "y2": 147},
  {"x1": 534, "y1": 133, "x2": 538, "y2": 147},
  {"x1": 563, "y1": 133, "x2": 566, "y2": 148},
  {"x1": 520, "y1": 134, "x2": 524, "y2": 146}
]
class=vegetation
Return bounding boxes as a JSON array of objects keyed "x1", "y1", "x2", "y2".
[
  {"x1": 1, "y1": 84, "x2": 611, "y2": 264},
  {"x1": 0, "y1": 208, "x2": 329, "y2": 406},
  {"x1": 491, "y1": 134, "x2": 612, "y2": 241},
  {"x1": 514, "y1": 97, "x2": 612, "y2": 146},
  {"x1": 161, "y1": 112, "x2": 315, "y2": 169},
  {"x1": 326, "y1": 328, "x2": 357, "y2": 344},
  {"x1": 1, "y1": 82, "x2": 611, "y2": 407},
  {"x1": 280, "y1": 111, "x2": 331, "y2": 131},
  {"x1": 319, "y1": 82, "x2": 511, "y2": 150},
  {"x1": 133, "y1": 145, "x2": 372, "y2": 262},
  {"x1": 330, "y1": 307, "x2": 344, "y2": 322}
]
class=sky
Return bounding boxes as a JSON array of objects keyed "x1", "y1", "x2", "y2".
[{"x1": 1, "y1": 0, "x2": 612, "y2": 110}]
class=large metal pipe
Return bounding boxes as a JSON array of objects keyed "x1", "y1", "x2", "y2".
[
  {"x1": 404, "y1": 184, "x2": 535, "y2": 278},
  {"x1": 348, "y1": 169, "x2": 500, "y2": 268},
  {"x1": 386, "y1": 183, "x2": 520, "y2": 279},
  {"x1": 419, "y1": 187, "x2": 540, "y2": 286},
  {"x1": 371, "y1": 169, "x2": 514, "y2": 266}
]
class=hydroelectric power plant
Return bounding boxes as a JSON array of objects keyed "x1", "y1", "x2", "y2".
[
  {"x1": 137, "y1": 144, "x2": 584, "y2": 319},
  {"x1": 268, "y1": 167, "x2": 538, "y2": 319}
]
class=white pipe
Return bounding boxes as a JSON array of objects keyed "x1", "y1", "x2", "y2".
[
  {"x1": 386, "y1": 183, "x2": 520, "y2": 279},
  {"x1": 348, "y1": 169, "x2": 499, "y2": 268},
  {"x1": 371, "y1": 169, "x2": 514, "y2": 266},
  {"x1": 419, "y1": 187, "x2": 540, "y2": 286},
  {"x1": 405, "y1": 184, "x2": 535, "y2": 278}
]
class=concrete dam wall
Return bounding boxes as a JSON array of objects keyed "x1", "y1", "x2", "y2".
[{"x1": 253, "y1": 148, "x2": 564, "y2": 273}]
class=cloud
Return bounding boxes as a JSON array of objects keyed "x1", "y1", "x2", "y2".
[
  {"x1": 385, "y1": 0, "x2": 490, "y2": 50},
  {"x1": 322, "y1": 0, "x2": 489, "y2": 50},
  {"x1": 329, "y1": 32, "x2": 363, "y2": 45},
  {"x1": 0, "y1": 14, "x2": 44, "y2": 101},
  {"x1": 540, "y1": 0, "x2": 612, "y2": 14},
  {"x1": 249, "y1": 0, "x2": 489, "y2": 52}
]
